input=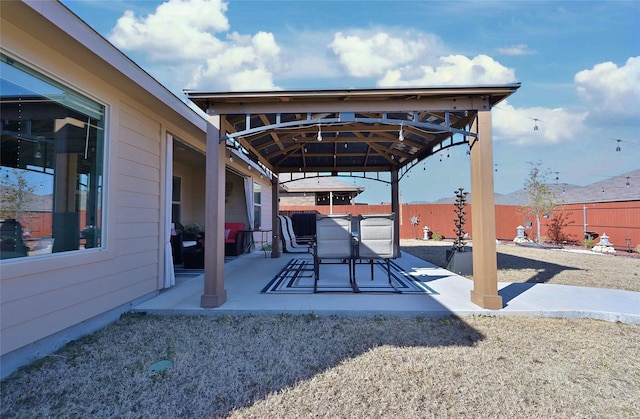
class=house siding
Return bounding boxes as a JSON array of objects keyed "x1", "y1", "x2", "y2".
[{"x1": 0, "y1": 2, "x2": 207, "y2": 374}]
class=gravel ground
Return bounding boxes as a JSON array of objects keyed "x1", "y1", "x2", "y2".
[{"x1": 2, "y1": 241, "x2": 639, "y2": 418}]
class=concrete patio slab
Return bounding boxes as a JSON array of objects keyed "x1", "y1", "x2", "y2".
[{"x1": 133, "y1": 250, "x2": 640, "y2": 324}]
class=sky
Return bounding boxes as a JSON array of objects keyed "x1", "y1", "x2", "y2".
[{"x1": 61, "y1": 0, "x2": 640, "y2": 203}]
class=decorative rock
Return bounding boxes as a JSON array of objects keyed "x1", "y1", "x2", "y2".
[{"x1": 592, "y1": 245, "x2": 616, "y2": 253}]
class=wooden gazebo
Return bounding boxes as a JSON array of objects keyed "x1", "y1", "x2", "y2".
[{"x1": 186, "y1": 84, "x2": 521, "y2": 309}]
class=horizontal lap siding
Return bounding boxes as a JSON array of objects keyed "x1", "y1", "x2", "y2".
[
  {"x1": 2, "y1": 270, "x2": 156, "y2": 352},
  {"x1": 114, "y1": 103, "x2": 161, "y2": 292},
  {"x1": 0, "y1": 101, "x2": 163, "y2": 356}
]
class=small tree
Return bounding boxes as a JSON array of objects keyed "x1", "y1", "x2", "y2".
[
  {"x1": 522, "y1": 162, "x2": 558, "y2": 245},
  {"x1": 0, "y1": 168, "x2": 35, "y2": 224}
]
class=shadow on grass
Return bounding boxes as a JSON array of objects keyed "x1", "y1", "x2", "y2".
[
  {"x1": 496, "y1": 252, "x2": 583, "y2": 284},
  {"x1": 402, "y1": 245, "x2": 583, "y2": 285},
  {"x1": 1, "y1": 313, "x2": 486, "y2": 418},
  {"x1": 496, "y1": 252, "x2": 583, "y2": 307},
  {"x1": 401, "y1": 245, "x2": 449, "y2": 268},
  {"x1": 403, "y1": 244, "x2": 584, "y2": 308}
]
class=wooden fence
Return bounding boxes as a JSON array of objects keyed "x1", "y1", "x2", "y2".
[{"x1": 281, "y1": 200, "x2": 640, "y2": 251}]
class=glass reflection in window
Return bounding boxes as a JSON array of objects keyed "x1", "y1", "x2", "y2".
[{"x1": 1, "y1": 54, "x2": 105, "y2": 259}]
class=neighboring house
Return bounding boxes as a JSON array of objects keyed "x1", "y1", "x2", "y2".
[
  {"x1": 279, "y1": 174, "x2": 364, "y2": 207},
  {"x1": 0, "y1": 1, "x2": 271, "y2": 379}
]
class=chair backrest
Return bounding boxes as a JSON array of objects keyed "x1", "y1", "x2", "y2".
[
  {"x1": 358, "y1": 213, "x2": 396, "y2": 259},
  {"x1": 315, "y1": 214, "x2": 352, "y2": 259},
  {"x1": 278, "y1": 215, "x2": 293, "y2": 244},
  {"x1": 283, "y1": 216, "x2": 297, "y2": 241}
]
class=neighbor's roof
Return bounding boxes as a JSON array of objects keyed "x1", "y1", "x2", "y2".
[
  {"x1": 279, "y1": 174, "x2": 364, "y2": 193},
  {"x1": 186, "y1": 85, "x2": 520, "y2": 176},
  {"x1": 560, "y1": 169, "x2": 640, "y2": 204}
]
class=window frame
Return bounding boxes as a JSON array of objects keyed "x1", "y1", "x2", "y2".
[{"x1": 0, "y1": 52, "x2": 108, "y2": 262}]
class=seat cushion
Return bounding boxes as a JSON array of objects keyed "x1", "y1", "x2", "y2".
[{"x1": 224, "y1": 222, "x2": 244, "y2": 244}]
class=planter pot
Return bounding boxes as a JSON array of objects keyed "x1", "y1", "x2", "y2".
[{"x1": 446, "y1": 249, "x2": 473, "y2": 276}]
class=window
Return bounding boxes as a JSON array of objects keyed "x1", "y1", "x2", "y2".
[
  {"x1": 1, "y1": 53, "x2": 105, "y2": 259},
  {"x1": 253, "y1": 182, "x2": 261, "y2": 230}
]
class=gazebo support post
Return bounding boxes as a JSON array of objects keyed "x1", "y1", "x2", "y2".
[
  {"x1": 201, "y1": 118, "x2": 227, "y2": 308},
  {"x1": 271, "y1": 174, "x2": 281, "y2": 258},
  {"x1": 469, "y1": 110, "x2": 502, "y2": 309}
]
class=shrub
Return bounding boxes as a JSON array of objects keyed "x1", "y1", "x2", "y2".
[
  {"x1": 432, "y1": 232, "x2": 443, "y2": 241},
  {"x1": 584, "y1": 238, "x2": 595, "y2": 249},
  {"x1": 546, "y1": 212, "x2": 575, "y2": 243}
]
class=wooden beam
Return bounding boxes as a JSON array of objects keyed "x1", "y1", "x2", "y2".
[
  {"x1": 201, "y1": 117, "x2": 227, "y2": 308},
  {"x1": 469, "y1": 110, "x2": 502, "y2": 310}
]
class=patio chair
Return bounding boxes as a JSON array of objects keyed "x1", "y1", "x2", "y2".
[
  {"x1": 313, "y1": 214, "x2": 355, "y2": 292},
  {"x1": 355, "y1": 213, "x2": 396, "y2": 284},
  {"x1": 278, "y1": 215, "x2": 311, "y2": 253}
]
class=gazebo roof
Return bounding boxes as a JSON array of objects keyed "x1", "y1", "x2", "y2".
[{"x1": 186, "y1": 84, "x2": 520, "y2": 177}]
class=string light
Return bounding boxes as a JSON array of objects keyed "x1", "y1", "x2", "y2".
[
  {"x1": 316, "y1": 125, "x2": 322, "y2": 142},
  {"x1": 398, "y1": 122, "x2": 404, "y2": 141},
  {"x1": 615, "y1": 139, "x2": 621, "y2": 152},
  {"x1": 531, "y1": 117, "x2": 542, "y2": 131}
]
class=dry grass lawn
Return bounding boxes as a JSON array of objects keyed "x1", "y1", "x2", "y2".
[{"x1": 2, "y1": 240, "x2": 639, "y2": 418}]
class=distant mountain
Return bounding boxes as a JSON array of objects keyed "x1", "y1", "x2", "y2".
[{"x1": 412, "y1": 169, "x2": 639, "y2": 205}]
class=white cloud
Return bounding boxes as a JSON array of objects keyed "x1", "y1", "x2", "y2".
[
  {"x1": 227, "y1": 67, "x2": 277, "y2": 91},
  {"x1": 187, "y1": 31, "x2": 281, "y2": 90},
  {"x1": 378, "y1": 54, "x2": 517, "y2": 87},
  {"x1": 574, "y1": 56, "x2": 640, "y2": 118},
  {"x1": 109, "y1": 0, "x2": 229, "y2": 62},
  {"x1": 108, "y1": 0, "x2": 282, "y2": 91},
  {"x1": 329, "y1": 30, "x2": 441, "y2": 78},
  {"x1": 492, "y1": 101, "x2": 588, "y2": 145},
  {"x1": 496, "y1": 44, "x2": 536, "y2": 56}
]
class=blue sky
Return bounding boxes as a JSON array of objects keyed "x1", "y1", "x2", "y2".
[{"x1": 61, "y1": 0, "x2": 639, "y2": 203}]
